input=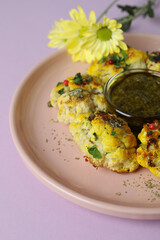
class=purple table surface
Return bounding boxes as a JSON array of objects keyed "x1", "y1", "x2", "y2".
[{"x1": 1, "y1": 0, "x2": 160, "y2": 239}]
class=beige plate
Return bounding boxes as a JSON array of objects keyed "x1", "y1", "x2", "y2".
[{"x1": 10, "y1": 33, "x2": 160, "y2": 219}]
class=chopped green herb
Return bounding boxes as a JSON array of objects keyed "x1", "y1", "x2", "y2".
[
  {"x1": 99, "y1": 56, "x2": 106, "y2": 64},
  {"x1": 56, "y1": 82, "x2": 63, "y2": 87},
  {"x1": 149, "y1": 55, "x2": 155, "y2": 61},
  {"x1": 120, "y1": 49, "x2": 128, "y2": 59},
  {"x1": 47, "y1": 101, "x2": 53, "y2": 107},
  {"x1": 115, "y1": 192, "x2": 121, "y2": 196},
  {"x1": 111, "y1": 130, "x2": 118, "y2": 136},
  {"x1": 105, "y1": 151, "x2": 111, "y2": 155},
  {"x1": 73, "y1": 73, "x2": 83, "y2": 85},
  {"x1": 110, "y1": 52, "x2": 129, "y2": 70},
  {"x1": 58, "y1": 88, "x2": 64, "y2": 95},
  {"x1": 154, "y1": 191, "x2": 160, "y2": 198},
  {"x1": 93, "y1": 132, "x2": 98, "y2": 141},
  {"x1": 83, "y1": 77, "x2": 92, "y2": 84},
  {"x1": 145, "y1": 179, "x2": 156, "y2": 188},
  {"x1": 87, "y1": 145, "x2": 102, "y2": 159},
  {"x1": 111, "y1": 54, "x2": 120, "y2": 63},
  {"x1": 89, "y1": 108, "x2": 94, "y2": 113}
]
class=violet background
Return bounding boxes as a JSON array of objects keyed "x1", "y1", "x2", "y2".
[{"x1": 1, "y1": 0, "x2": 160, "y2": 239}]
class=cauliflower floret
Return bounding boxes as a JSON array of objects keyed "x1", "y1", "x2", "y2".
[
  {"x1": 49, "y1": 73, "x2": 108, "y2": 124},
  {"x1": 69, "y1": 111, "x2": 139, "y2": 173},
  {"x1": 137, "y1": 120, "x2": 160, "y2": 178},
  {"x1": 50, "y1": 73, "x2": 104, "y2": 107},
  {"x1": 87, "y1": 47, "x2": 147, "y2": 84},
  {"x1": 146, "y1": 51, "x2": 160, "y2": 71}
]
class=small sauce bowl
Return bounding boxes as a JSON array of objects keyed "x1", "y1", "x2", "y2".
[{"x1": 104, "y1": 69, "x2": 160, "y2": 131}]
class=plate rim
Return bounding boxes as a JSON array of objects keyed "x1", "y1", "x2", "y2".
[{"x1": 9, "y1": 33, "x2": 160, "y2": 219}]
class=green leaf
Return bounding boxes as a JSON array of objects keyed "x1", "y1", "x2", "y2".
[
  {"x1": 87, "y1": 145, "x2": 102, "y2": 159},
  {"x1": 121, "y1": 20, "x2": 132, "y2": 32},
  {"x1": 149, "y1": 55, "x2": 155, "y2": 61},
  {"x1": 56, "y1": 82, "x2": 63, "y2": 87},
  {"x1": 117, "y1": 4, "x2": 138, "y2": 16},
  {"x1": 89, "y1": 108, "x2": 94, "y2": 113},
  {"x1": 111, "y1": 54, "x2": 123, "y2": 69},
  {"x1": 93, "y1": 132, "x2": 98, "y2": 141},
  {"x1": 111, "y1": 130, "x2": 118, "y2": 136},
  {"x1": 143, "y1": 1, "x2": 154, "y2": 18},
  {"x1": 47, "y1": 101, "x2": 53, "y2": 107},
  {"x1": 99, "y1": 56, "x2": 106, "y2": 64},
  {"x1": 58, "y1": 88, "x2": 64, "y2": 95},
  {"x1": 105, "y1": 151, "x2": 111, "y2": 155},
  {"x1": 111, "y1": 54, "x2": 121, "y2": 66},
  {"x1": 120, "y1": 49, "x2": 128, "y2": 59},
  {"x1": 73, "y1": 73, "x2": 83, "y2": 85},
  {"x1": 148, "y1": 8, "x2": 154, "y2": 18}
]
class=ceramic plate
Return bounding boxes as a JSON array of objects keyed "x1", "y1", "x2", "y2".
[{"x1": 10, "y1": 33, "x2": 160, "y2": 219}]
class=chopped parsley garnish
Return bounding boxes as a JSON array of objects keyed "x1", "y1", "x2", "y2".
[
  {"x1": 110, "y1": 52, "x2": 129, "y2": 70},
  {"x1": 87, "y1": 145, "x2": 102, "y2": 159},
  {"x1": 89, "y1": 108, "x2": 94, "y2": 113},
  {"x1": 56, "y1": 82, "x2": 62, "y2": 87},
  {"x1": 58, "y1": 88, "x2": 64, "y2": 95},
  {"x1": 149, "y1": 55, "x2": 155, "y2": 61},
  {"x1": 111, "y1": 130, "x2": 118, "y2": 136},
  {"x1": 105, "y1": 151, "x2": 111, "y2": 155},
  {"x1": 73, "y1": 73, "x2": 92, "y2": 85},
  {"x1": 120, "y1": 49, "x2": 128, "y2": 59},
  {"x1": 47, "y1": 101, "x2": 53, "y2": 107},
  {"x1": 115, "y1": 192, "x2": 121, "y2": 196},
  {"x1": 93, "y1": 132, "x2": 98, "y2": 141},
  {"x1": 73, "y1": 73, "x2": 83, "y2": 85},
  {"x1": 148, "y1": 52, "x2": 160, "y2": 63},
  {"x1": 99, "y1": 56, "x2": 107, "y2": 64}
]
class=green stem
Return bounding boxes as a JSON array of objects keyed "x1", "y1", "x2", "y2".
[
  {"x1": 96, "y1": 0, "x2": 119, "y2": 23},
  {"x1": 117, "y1": 0, "x2": 156, "y2": 25}
]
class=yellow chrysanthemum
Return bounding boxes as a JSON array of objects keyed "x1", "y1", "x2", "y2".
[
  {"x1": 81, "y1": 16, "x2": 128, "y2": 61},
  {"x1": 48, "y1": 19, "x2": 69, "y2": 48},
  {"x1": 47, "y1": 7, "x2": 127, "y2": 63},
  {"x1": 65, "y1": 6, "x2": 96, "y2": 58},
  {"x1": 48, "y1": 6, "x2": 96, "y2": 52},
  {"x1": 69, "y1": 6, "x2": 96, "y2": 26}
]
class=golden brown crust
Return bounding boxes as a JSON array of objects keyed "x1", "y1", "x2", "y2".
[
  {"x1": 137, "y1": 120, "x2": 160, "y2": 177},
  {"x1": 69, "y1": 111, "x2": 139, "y2": 173}
]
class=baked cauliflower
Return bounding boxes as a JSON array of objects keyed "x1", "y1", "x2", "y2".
[
  {"x1": 146, "y1": 51, "x2": 160, "y2": 71},
  {"x1": 50, "y1": 73, "x2": 104, "y2": 107},
  {"x1": 49, "y1": 73, "x2": 107, "y2": 124},
  {"x1": 137, "y1": 120, "x2": 160, "y2": 177},
  {"x1": 87, "y1": 47, "x2": 147, "y2": 84},
  {"x1": 69, "y1": 111, "x2": 139, "y2": 173},
  {"x1": 57, "y1": 89, "x2": 106, "y2": 124}
]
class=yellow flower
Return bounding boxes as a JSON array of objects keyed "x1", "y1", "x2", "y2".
[
  {"x1": 47, "y1": 7, "x2": 127, "y2": 63},
  {"x1": 81, "y1": 16, "x2": 128, "y2": 62},
  {"x1": 65, "y1": 6, "x2": 96, "y2": 59},
  {"x1": 69, "y1": 6, "x2": 96, "y2": 26},
  {"x1": 48, "y1": 19, "x2": 69, "y2": 48},
  {"x1": 48, "y1": 6, "x2": 96, "y2": 52}
]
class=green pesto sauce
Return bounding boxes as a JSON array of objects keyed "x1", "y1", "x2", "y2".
[{"x1": 111, "y1": 72, "x2": 160, "y2": 117}]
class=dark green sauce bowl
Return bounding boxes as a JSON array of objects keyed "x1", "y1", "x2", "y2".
[{"x1": 104, "y1": 69, "x2": 160, "y2": 131}]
